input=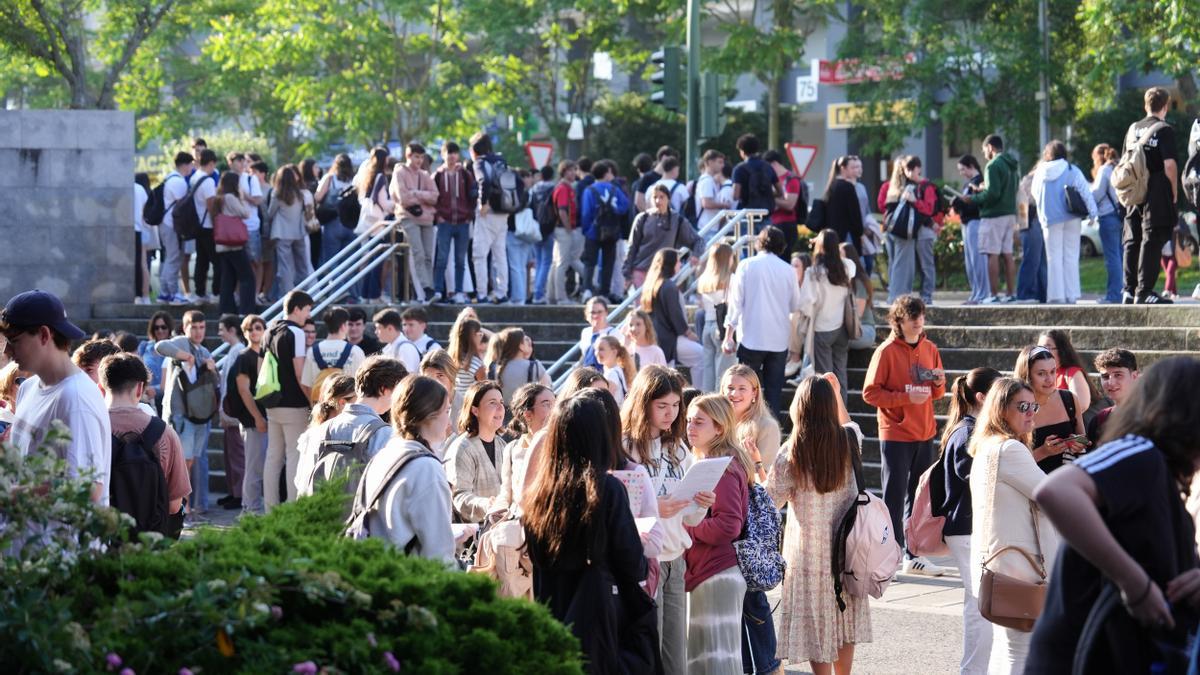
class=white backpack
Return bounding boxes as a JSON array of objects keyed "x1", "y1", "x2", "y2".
[{"x1": 832, "y1": 431, "x2": 903, "y2": 608}]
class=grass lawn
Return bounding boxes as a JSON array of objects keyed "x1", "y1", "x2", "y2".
[{"x1": 934, "y1": 255, "x2": 1199, "y2": 296}]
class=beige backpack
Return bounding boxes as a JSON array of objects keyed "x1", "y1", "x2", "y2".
[{"x1": 1112, "y1": 120, "x2": 1169, "y2": 208}]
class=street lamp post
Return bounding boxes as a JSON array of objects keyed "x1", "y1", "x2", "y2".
[{"x1": 686, "y1": 0, "x2": 700, "y2": 180}]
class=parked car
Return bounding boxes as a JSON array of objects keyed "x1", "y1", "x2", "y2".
[{"x1": 1080, "y1": 212, "x2": 1198, "y2": 257}]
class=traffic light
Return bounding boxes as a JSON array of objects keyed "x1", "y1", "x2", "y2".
[
  {"x1": 700, "y1": 72, "x2": 726, "y2": 139},
  {"x1": 649, "y1": 47, "x2": 682, "y2": 111}
]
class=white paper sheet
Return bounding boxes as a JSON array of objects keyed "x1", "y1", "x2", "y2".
[{"x1": 669, "y1": 456, "x2": 731, "y2": 503}]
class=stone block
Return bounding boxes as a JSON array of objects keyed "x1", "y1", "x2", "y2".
[
  {"x1": 0, "y1": 150, "x2": 25, "y2": 187},
  {"x1": 0, "y1": 112, "x2": 20, "y2": 148},
  {"x1": 20, "y1": 111, "x2": 78, "y2": 149},
  {"x1": 62, "y1": 188, "x2": 131, "y2": 228},
  {"x1": 71, "y1": 111, "x2": 135, "y2": 151}
]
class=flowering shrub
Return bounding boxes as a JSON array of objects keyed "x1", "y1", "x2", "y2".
[{"x1": 0, "y1": 426, "x2": 582, "y2": 674}]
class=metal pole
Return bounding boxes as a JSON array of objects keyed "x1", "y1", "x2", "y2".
[
  {"x1": 1037, "y1": 0, "x2": 1049, "y2": 150},
  {"x1": 686, "y1": 0, "x2": 700, "y2": 181}
]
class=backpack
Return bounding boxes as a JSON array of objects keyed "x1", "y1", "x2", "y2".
[
  {"x1": 1113, "y1": 120, "x2": 1170, "y2": 208},
  {"x1": 336, "y1": 183, "x2": 361, "y2": 230},
  {"x1": 589, "y1": 185, "x2": 622, "y2": 244},
  {"x1": 483, "y1": 155, "x2": 527, "y2": 214},
  {"x1": 806, "y1": 198, "x2": 827, "y2": 232},
  {"x1": 179, "y1": 360, "x2": 220, "y2": 424},
  {"x1": 468, "y1": 518, "x2": 533, "y2": 600},
  {"x1": 531, "y1": 183, "x2": 558, "y2": 239},
  {"x1": 309, "y1": 342, "x2": 355, "y2": 404},
  {"x1": 222, "y1": 352, "x2": 259, "y2": 427},
  {"x1": 904, "y1": 463, "x2": 949, "y2": 558},
  {"x1": 745, "y1": 161, "x2": 776, "y2": 210},
  {"x1": 884, "y1": 200, "x2": 917, "y2": 240},
  {"x1": 1184, "y1": 118, "x2": 1200, "y2": 209},
  {"x1": 171, "y1": 173, "x2": 211, "y2": 241},
  {"x1": 833, "y1": 430, "x2": 902, "y2": 607},
  {"x1": 304, "y1": 414, "x2": 389, "y2": 497},
  {"x1": 344, "y1": 444, "x2": 438, "y2": 542},
  {"x1": 255, "y1": 323, "x2": 289, "y2": 408},
  {"x1": 1064, "y1": 164, "x2": 1091, "y2": 218},
  {"x1": 109, "y1": 418, "x2": 170, "y2": 538},
  {"x1": 734, "y1": 481, "x2": 786, "y2": 592},
  {"x1": 682, "y1": 180, "x2": 700, "y2": 226},
  {"x1": 144, "y1": 180, "x2": 169, "y2": 227},
  {"x1": 921, "y1": 180, "x2": 947, "y2": 226}
]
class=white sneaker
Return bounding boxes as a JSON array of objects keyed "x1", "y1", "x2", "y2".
[
  {"x1": 581, "y1": 289, "x2": 593, "y2": 302},
  {"x1": 784, "y1": 360, "x2": 802, "y2": 377},
  {"x1": 1191, "y1": 284, "x2": 1200, "y2": 301},
  {"x1": 185, "y1": 293, "x2": 201, "y2": 304},
  {"x1": 903, "y1": 556, "x2": 946, "y2": 577},
  {"x1": 451, "y1": 292, "x2": 468, "y2": 304}
]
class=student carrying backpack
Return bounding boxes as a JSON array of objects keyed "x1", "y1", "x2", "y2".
[
  {"x1": 344, "y1": 444, "x2": 439, "y2": 542},
  {"x1": 309, "y1": 342, "x2": 355, "y2": 404},
  {"x1": 832, "y1": 431, "x2": 903, "y2": 609},
  {"x1": 734, "y1": 481, "x2": 786, "y2": 591},
  {"x1": 589, "y1": 185, "x2": 622, "y2": 244},
  {"x1": 110, "y1": 418, "x2": 171, "y2": 539},
  {"x1": 179, "y1": 362, "x2": 220, "y2": 425},
  {"x1": 143, "y1": 179, "x2": 170, "y2": 227},
  {"x1": 303, "y1": 414, "x2": 390, "y2": 497},
  {"x1": 682, "y1": 179, "x2": 700, "y2": 226},
  {"x1": 1113, "y1": 120, "x2": 1170, "y2": 209},
  {"x1": 531, "y1": 183, "x2": 558, "y2": 239},
  {"x1": 172, "y1": 173, "x2": 213, "y2": 241}
]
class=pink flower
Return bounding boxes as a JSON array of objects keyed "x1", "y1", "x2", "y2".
[
  {"x1": 120, "y1": 669, "x2": 135, "y2": 675},
  {"x1": 106, "y1": 653, "x2": 123, "y2": 670},
  {"x1": 366, "y1": 632, "x2": 377, "y2": 648},
  {"x1": 293, "y1": 662, "x2": 318, "y2": 675},
  {"x1": 383, "y1": 651, "x2": 400, "y2": 672},
  {"x1": 271, "y1": 605, "x2": 284, "y2": 620}
]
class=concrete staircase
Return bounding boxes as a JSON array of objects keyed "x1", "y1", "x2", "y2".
[{"x1": 85, "y1": 302, "x2": 1200, "y2": 494}]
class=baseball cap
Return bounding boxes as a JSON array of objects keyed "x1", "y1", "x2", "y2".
[{"x1": 1, "y1": 290, "x2": 86, "y2": 340}]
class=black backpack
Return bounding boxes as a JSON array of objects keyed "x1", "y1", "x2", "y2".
[
  {"x1": 681, "y1": 180, "x2": 700, "y2": 226},
  {"x1": 589, "y1": 186, "x2": 622, "y2": 244},
  {"x1": 483, "y1": 155, "x2": 527, "y2": 214},
  {"x1": 806, "y1": 198, "x2": 827, "y2": 232},
  {"x1": 222, "y1": 352, "x2": 259, "y2": 428},
  {"x1": 336, "y1": 183, "x2": 361, "y2": 230},
  {"x1": 172, "y1": 174, "x2": 211, "y2": 241},
  {"x1": 531, "y1": 184, "x2": 558, "y2": 238},
  {"x1": 110, "y1": 418, "x2": 170, "y2": 538},
  {"x1": 144, "y1": 181, "x2": 168, "y2": 227}
]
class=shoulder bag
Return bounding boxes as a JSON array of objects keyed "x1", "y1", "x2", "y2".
[
  {"x1": 842, "y1": 283, "x2": 863, "y2": 341},
  {"x1": 977, "y1": 442, "x2": 1047, "y2": 632}
]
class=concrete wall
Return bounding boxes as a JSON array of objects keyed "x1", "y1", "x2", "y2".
[{"x1": 0, "y1": 110, "x2": 135, "y2": 320}]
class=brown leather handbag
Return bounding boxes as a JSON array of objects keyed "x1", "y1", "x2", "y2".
[{"x1": 977, "y1": 446, "x2": 1048, "y2": 632}]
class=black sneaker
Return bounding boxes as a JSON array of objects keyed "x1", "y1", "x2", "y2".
[
  {"x1": 217, "y1": 495, "x2": 234, "y2": 507},
  {"x1": 222, "y1": 498, "x2": 243, "y2": 510},
  {"x1": 1136, "y1": 292, "x2": 1173, "y2": 305},
  {"x1": 492, "y1": 295, "x2": 509, "y2": 305}
]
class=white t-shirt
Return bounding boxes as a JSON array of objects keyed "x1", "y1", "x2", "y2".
[
  {"x1": 695, "y1": 173, "x2": 722, "y2": 229},
  {"x1": 134, "y1": 183, "x2": 148, "y2": 233},
  {"x1": 11, "y1": 372, "x2": 113, "y2": 505},
  {"x1": 161, "y1": 171, "x2": 190, "y2": 229},
  {"x1": 718, "y1": 178, "x2": 734, "y2": 209},
  {"x1": 240, "y1": 173, "x2": 264, "y2": 231},
  {"x1": 301, "y1": 339, "x2": 366, "y2": 388},
  {"x1": 190, "y1": 170, "x2": 218, "y2": 229},
  {"x1": 653, "y1": 178, "x2": 689, "y2": 214}
]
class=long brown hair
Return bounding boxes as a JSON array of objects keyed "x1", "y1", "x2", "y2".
[
  {"x1": 392, "y1": 375, "x2": 448, "y2": 449},
  {"x1": 506, "y1": 383, "x2": 553, "y2": 436},
  {"x1": 355, "y1": 146, "x2": 389, "y2": 197},
  {"x1": 968, "y1": 377, "x2": 1034, "y2": 457},
  {"x1": 521, "y1": 391, "x2": 618, "y2": 565},
  {"x1": 640, "y1": 248, "x2": 679, "y2": 312},
  {"x1": 273, "y1": 164, "x2": 302, "y2": 205},
  {"x1": 448, "y1": 318, "x2": 483, "y2": 372},
  {"x1": 1091, "y1": 143, "x2": 1117, "y2": 179},
  {"x1": 813, "y1": 228, "x2": 850, "y2": 287},
  {"x1": 1013, "y1": 344, "x2": 1057, "y2": 385},
  {"x1": 688, "y1": 394, "x2": 755, "y2": 485},
  {"x1": 840, "y1": 242, "x2": 873, "y2": 306},
  {"x1": 938, "y1": 367, "x2": 1002, "y2": 453},
  {"x1": 311, "y1": 374, "x2": 355, "y2": 426},
  {"x1": 1102, "y1": 356, "x2": 1200, "y2": 488},
  {"x1": 1039, "y1": 329, "x2": 1100, "y2": 402},
  {"x1": 492, "y1": 327, "x2": 527, "y2": 382},
  {"x1": 786, "y1": 376, "x2": 851, "y2": 493},
  {"x1": 621, "y1": 365, "x2": 686, "y2": 469}
]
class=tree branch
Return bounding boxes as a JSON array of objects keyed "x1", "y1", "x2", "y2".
[{"x1": 98, "y1": 0, "x2": 180, "y2": 108}]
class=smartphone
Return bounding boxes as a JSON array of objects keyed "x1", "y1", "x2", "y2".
[
  {"x1": 0, "y1": 420, "x2": 10, "y2": 436},
  {"x1": 1065, "y1": 434, "x2": 1090, "y2": 446}
]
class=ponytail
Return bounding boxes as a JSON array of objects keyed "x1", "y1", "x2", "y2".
[{"x1": 938, "y1": 367, "x2": 1002, "y2": 454}]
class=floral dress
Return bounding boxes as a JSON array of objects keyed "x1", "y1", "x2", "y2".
[{"x1": 765, "y1": 438, "x2": 872, "y2": 664}]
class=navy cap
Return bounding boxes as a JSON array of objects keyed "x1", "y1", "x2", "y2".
[{"x1": 1, "y1": 290, "x2": 86, "y2": 340}]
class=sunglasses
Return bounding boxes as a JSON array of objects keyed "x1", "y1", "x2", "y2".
[
  {"x1": 153, "y1": 324, "x2": 169, "y2": 331},
  {"x1": 1014, "y1": 402, "x2": 1041, "y2": 414},
  {"x1": 14, "y1": 376, "x2": 26, "y2": 386}
]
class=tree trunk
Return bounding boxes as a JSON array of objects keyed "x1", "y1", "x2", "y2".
[
  {"x1": 767, "y1": 75, "x2": 781, "y2": 150},
  {"x1": 1178, "y1": 73, "x2": 1198, "y2": 118}
]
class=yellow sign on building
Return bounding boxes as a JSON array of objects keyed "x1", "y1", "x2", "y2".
[{"x1": 827, "y1": 100, "x2": 915, "y2": 130}]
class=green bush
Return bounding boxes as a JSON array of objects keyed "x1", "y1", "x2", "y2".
[{"x1": 0, "y1": 427, "x2": 582, "y2": 674}]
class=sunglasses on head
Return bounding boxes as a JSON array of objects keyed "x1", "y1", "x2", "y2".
[{"x1": 1015, "y1": 402, "x2": 1041, "y2": 414}]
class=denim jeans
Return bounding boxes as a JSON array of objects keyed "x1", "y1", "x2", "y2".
[
  {"x1": 963, "y1": 219, "x2": 991, "y2": 302},
  {"x1": 880, "y1": 438, "x2": 935, "y2": 556},
  {"x1": 741, "y1": 589, "x2": 781, "y2": 674},
  {"x1": 174, "y1": 417, "x2": 210, "y2": 511},
  {"x1": 321, "y1": 220, "x2": 357, "y2": 266},
  {"x1": 532, "y1": 234, "x2": 555, "y2": 301},
  {"x1": 434, "y1": 222, "x2": 470, "y2": 296},
  {"x1": 700, "y1": 320, "x2": 736, "y2": 393},
  {"x1": 1097, "y1": 212, "x2": 1123, "y2": 302},
  {"x1": 1016, "y1": 226, "x2": 1047, "y2": 302},
  {"x1": 506, "y1": 231, "x2": 536, "y2": 304},
  {"x1": 736, "y1": 346, "x2": 786, "y2": 423}
]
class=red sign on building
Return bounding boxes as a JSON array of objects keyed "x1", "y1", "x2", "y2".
[{"x1": 818, "y1": 53, "x2": 916, "y2": 85}]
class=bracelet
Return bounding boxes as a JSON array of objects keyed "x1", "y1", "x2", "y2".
[{"x1": 1122, "y1": 574, "x2": 1153, "y2": 608}]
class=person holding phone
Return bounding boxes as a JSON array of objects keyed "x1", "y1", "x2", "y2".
[{"x1": 1013, "y1": 345, "x2": 1087, "y2": 473}]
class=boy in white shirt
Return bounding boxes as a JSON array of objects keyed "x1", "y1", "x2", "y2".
[
  {"x1": 189, "y1": 149, "x2": 221, "y2": 302},
  {"x1": 1, "y1": 290, "x2": 111, "y2": 504},
  {"x1": 301, "y1": 306, "x2": 366, "y2": 397}
]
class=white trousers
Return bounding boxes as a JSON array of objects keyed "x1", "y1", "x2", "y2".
[
  {"x1": 1042, "y1": 218, "x2": 1081, "y2": 303},
  {"x1": 947, "y1": 534, "x2": 992, "y2": 674},
  {"x1": 472, "y1": 210, "x2": 509, "y2": 298}
]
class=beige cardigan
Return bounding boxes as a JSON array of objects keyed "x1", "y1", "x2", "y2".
[
  {"x1": 969, "y1": 437, "x2": 1060, "y2": 589},
  {"x1": 443, "y1": 433, "x2": 507, "y2": 523}
]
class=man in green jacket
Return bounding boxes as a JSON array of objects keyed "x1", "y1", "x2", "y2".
[{"x1": 966, "y1": 134, "x2": 1019, "y2": 302}]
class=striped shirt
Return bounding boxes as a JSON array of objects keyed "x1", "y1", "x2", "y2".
[
  {"x1": 455, "y1": 356, "x2": 484, "y2": 396},
  {"x1": 1074, "y1": 434, "x2": 1155, "y2": 475}
]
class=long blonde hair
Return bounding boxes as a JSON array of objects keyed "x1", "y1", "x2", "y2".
[
  {"x1": 696, "y1": 243, "x2": 736, "y2": 294},
  {"x1": 688, "y1": 394, "x2": 755, "y2": 485},
  {"x1": 886, "y1": 154, "x2": 920, "y2": 201},
  {"x1": 720, "y1": 364, "x2": 777, "y2": 443},
  {"x1": 597, "y1": 334, "x2": 637, "y2": 386},
  {"x1": 967, "y1": 377, "x2": 1034, "y2": 458}
]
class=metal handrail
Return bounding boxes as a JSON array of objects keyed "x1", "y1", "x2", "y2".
[
  {"x1": 546, "y1": 208, "x2": 768, "y2": 390},
  {"x1": 210, "y1": 223, "x2": 399, "y2": 359}
]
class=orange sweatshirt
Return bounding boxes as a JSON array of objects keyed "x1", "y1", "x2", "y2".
[{"x1": 862, "y1": 334, "x2": 946, "y2": 442}]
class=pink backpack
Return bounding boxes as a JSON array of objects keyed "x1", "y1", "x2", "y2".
[
  {"x1": 833, "y1": 433, "x2": 903, "y2": 607},
  {"x1": 904, "y1": 464, "x2": 950, "y2": 558}
]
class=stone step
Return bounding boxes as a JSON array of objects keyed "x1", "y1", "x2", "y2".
[{"x1": 887, "y1": 304, "x2": 1200, "y2": 329}]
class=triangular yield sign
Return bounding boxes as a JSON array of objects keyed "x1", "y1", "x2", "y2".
[
  {"x1": 785, "y1": 143, "x2": 818, "y2": 179},
  {"x1": 524, "y1": 142, "x2": 554, "y2": 169}
]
